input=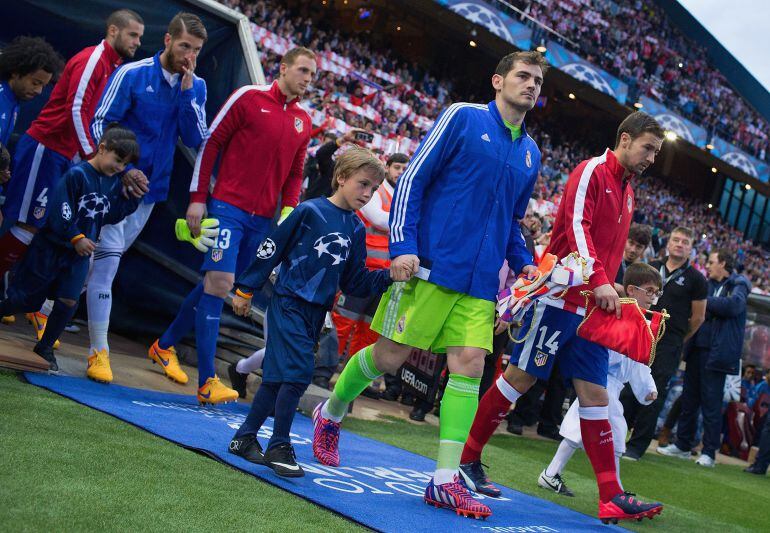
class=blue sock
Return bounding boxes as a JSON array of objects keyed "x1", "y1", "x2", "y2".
[
  {"x1": 234, "y1": 382, "x2": 279, "y2": 439},
  {"x1": 159, "y1": 283, "x2": 204, "y2": 349},
  {"x1": 40, "y1": 300, "x2": 77, "y2": 349},
  {"x1": 195, "y1": 292, "x2": 224, "y2": 387},
  {"x1": 267, "y1": 382, "x2": 309, "y2": 450}
]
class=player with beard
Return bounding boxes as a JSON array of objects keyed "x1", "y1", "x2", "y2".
[
  {"x1": 148, "y1": 47, "x2": 316, "y2": 404},
  {"x1": 0, "y1": 9, "x2": 144, "y2": 334},
  {"x1": 312, "y1": 51, "x2": 545, "y2": 519},
  {"x1": 84, "y1": 12, "x2": 208, "y2": 384},
  {"x1": 458, "y1": 112, "x2": 666, "y2": 523}
]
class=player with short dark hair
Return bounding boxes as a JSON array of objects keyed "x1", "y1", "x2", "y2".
[
  {"x1": 0, "y1": 124, "x2": 141, "y2": 373},
  {"x1": 84, "y1": 12, "x2": 208, "y2": 384},
  {"x1": 459, "y1": 111, "x2": 666, "y2": 523},
  {"x1": 147, "y1": 46, "x2": 316, "y2": 404},
  {"x1": 0, "y1": 9, "x2": 144, "y2": 334},
  {"x1": 313, "y1": 52, "x2": 546, "y2": 519}
]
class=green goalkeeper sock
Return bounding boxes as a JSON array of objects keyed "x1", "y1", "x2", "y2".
[
  {"x1": 323, "y1": 345, "x2": 381, "y2": 421},
  {"x1": 435, "y1": 373, "x2": 481, "y2": 485}
]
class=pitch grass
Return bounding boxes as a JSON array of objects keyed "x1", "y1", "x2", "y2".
[{"x1": 2, "y1": 371, "x2": 768, "y2": 533}]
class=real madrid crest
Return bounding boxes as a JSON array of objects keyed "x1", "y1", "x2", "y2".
[
  {"x1": 294, "y1": 117, "x2": 303, "y2": 133},
  {"x1": 525, "y1": 150, "x2": 532, "y2": 168}
]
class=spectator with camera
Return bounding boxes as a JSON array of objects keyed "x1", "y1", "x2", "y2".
[{"x1": 304, "y1": 128, "x2": 373, "y2": 200}]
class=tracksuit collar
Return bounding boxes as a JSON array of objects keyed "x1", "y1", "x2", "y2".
[{"x1": 487, "y1": 100, "x2": 529, "y2": 140}]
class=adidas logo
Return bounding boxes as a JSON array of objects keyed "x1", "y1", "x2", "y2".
[
  {"x1": 145, "y1": 85, "x2": 154, "y2": 93},
  {"x1": 481, "y1": 133, "x2": 491, "y2": 142}
]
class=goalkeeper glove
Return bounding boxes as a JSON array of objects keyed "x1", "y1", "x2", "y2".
[
  {"x1": 175, "y1": 218, "x2": 220, "y2": 253},
  {"x1": 278, "y1": 206, "x2": 294, "y2": 225}
]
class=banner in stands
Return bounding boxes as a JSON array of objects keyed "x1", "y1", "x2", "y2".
[
  {"x1": 545, "y1": 42, "x2": 628, "y2": 104},
  {"x1": 436, "y1": 0, "x2": 532, "y2": 50},
  {"x1": 710, "y1": 136, "x2": 770, "y2": 183},
  {"x1": 639, "y1": 96, "x2": 708, "y2": 148}
]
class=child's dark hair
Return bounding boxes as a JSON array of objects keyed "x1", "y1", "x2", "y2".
[
  {"x1": 623, "y1": 262, "x2": 662, "y2": 290},
  {"x1": 100, "y1": 123, "x2": 140, "y2": 164}
]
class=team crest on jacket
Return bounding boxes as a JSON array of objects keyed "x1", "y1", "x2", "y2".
[
  {"x1": 211, "y1": 248, "x2": 223, "y2": 262},
  {"x1": 33, "y1": 207, "x2": 46, "y2": 219},
  {"x1": 525, "y1": 150, "x2": 532, "y2": 168},
  {"x1": 627, "y1": 195, "x2": 632, "y2": 213},
  {"x1": 294, "y1": 117, "x2": 303, "y2": 133}
]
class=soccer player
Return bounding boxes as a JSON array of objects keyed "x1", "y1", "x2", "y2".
[
  {"x1": 458, "y1": 111, "x2": 666, "y2": 523},
  {"x1": 0, "y1": 10, "x2": 144, "y2": 335},
  {"x1": 85, "y1": 12, "x2": 208, "y2": 383},
  {"x1": 148, "y1": 47, "x2": 316, "y2": 403},
  {"x1": 0, "y1": 124, "x2": 141, "y2": 372},
  {"x1": 538, "y1": 263, "x2": 659, "y2": 497},
  {"x1": 228, "y1": 146, "x2": 392, "y2": 477},
  {"x1": 0, "y1": 36, "x2": 63, "y2": 197},
  {"x1": 312, "y1": 51, "x2": 546, "y2": 519}
]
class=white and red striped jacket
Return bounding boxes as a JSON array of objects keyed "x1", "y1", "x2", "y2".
[
  {"x1": 189, "y1": 81, "x2": 310, "y2": 216},
  {"x1": 545, "y1": 148, "x2": 634, "y2": 313},
  {"x1": 27, "y1": 40, "x2": 122, "y2": 160}
]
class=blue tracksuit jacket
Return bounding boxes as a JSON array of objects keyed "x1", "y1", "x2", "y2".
[
  {"x1": 388, "y1": 100, "x2": 541, "y2": 301},
  {"x1": 90, "y1": 52, "x2": 207, "y2": 203}
]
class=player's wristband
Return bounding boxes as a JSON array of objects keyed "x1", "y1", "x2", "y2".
[
  {"x1": 277, "y1": 206, "x2": 294, "y2": 225},
  {"x1": 235, "y1": 288, "x2": 253, "y2": 299},
  {"x1": 71, "y1": 234, "x2": 86, "y2": 245}
]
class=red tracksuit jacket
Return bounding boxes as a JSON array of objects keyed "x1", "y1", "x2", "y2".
[
  {"x1": 27, "y1": 40, "x2": 122, "y2": 160},
  {"x1": 545, "y1": 148, "x2": 634, "y2": 313},
  {"x1": 189, "y1": 81, "x2": 310, "y2": 216}
]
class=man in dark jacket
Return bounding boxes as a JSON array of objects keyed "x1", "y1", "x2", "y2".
[{"x1": 658, "y1": 248, "x2": 751, "y2": 467}]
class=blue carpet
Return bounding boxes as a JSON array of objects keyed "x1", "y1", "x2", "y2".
[{"x1": 26, "y1": 373, "x2": 617, "y2": 532}]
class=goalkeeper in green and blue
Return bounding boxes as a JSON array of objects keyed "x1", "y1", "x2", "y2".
[{"x1": 312, "y1": 51, "x2": 547, "y2": 519}]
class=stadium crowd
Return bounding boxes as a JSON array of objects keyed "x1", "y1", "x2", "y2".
[
  {"x1": 508, "y1": 0, "x2": 768, "y2": 160},
  {"x1": 0, "y1": 4, "x2": 768, "y2": 525}
]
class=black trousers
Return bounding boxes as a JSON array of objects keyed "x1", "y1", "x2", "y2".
[
  {"x1": 674, "y1": 347, "x2": 726, "y2": 459},
  {"x1": 621, "y1": 340, "x2": 683, "y2": 457},
  {"x1": 754, "y1": 414, "x2": 770, "y2": 471}
]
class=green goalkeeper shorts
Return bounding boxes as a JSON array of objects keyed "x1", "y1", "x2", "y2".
[{"x1": 370, "y1": 278, "x2": 494, "y2": 353}]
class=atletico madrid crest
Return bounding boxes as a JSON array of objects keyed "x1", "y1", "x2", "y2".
[
  {"x1": 525, "y1": 150, "x2": 532, "y2": 168},
  {"x1": 294, "y1": 117, "x2": 303, "y2": 133},
  {"x1": 33, "y1": 207, "x2": 46, "y2": 219},
  {"x1": 534, "y1": 350, "x2": 549, "y2": 367},
  {"x1": 211, "y1": 249, "x2": 223, "y2": 262}
]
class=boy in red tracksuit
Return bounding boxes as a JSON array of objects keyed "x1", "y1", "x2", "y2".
[
  {"x1": 459, "y1": 112, "x2": 668, "y2": 524},
  {"x1": 149, "y1": 47, "x2": 317, "y2": 404}
]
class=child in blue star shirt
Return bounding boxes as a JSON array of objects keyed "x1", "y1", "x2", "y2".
[
  {"x1": 228, "y1": 146, "x2": 392, "y2": 477},
  {"x1": 0, "y1": 123, "x2": 141, "y2": 372}
]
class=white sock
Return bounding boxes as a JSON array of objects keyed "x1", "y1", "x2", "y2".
[
  {"x1": 433, "y1": 468, "x2": 457, "y2": 485},
  {"x1": 578, "y1": 405, "x2": 609, "y2": 420},
  {"x1": 236, "y1": 348, "x2": 265, "y2": 374},
  {"x1": 39, "y1": 299, "x2": 54, "y2": 316},
  {"x1": 10, "y1": 225, "x2": 34, "y2": 245},
  {"x1": 320, "y1": 399, "x2": 344, "y2": 423},
  {"x1": 496, "y1": 374, "x2": 523, "y2": 403},
  {"x1": 86, "y1": 253, "x2": 121, "y2": 352},
  {"x1": 615, "y1": 453, "x2": 623, "y2": 491},
  {"x1": 546, "y1": 438, "x2": 579, "y2": 477}
]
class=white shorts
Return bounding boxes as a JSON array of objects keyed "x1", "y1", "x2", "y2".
[{"x1": 97, "y1": 202, "x2": 154, "y2": 253}]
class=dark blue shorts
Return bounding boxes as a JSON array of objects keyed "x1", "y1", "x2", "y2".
[
  {"x1": 6, "y1": 234, "x2": 89, "y2": 309},
  {"x1": 4, "y1": 134, "x2": 73, "y2": 228},
  {"x1": 261, "y1": 294, "x2": 326, "y2": 384},
  {"x1": 200, "y1": 199, "x2": 272, "y2": 277},
  {"x1": 510, "y1": 303, "x2": 609, "y2": 387}
]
